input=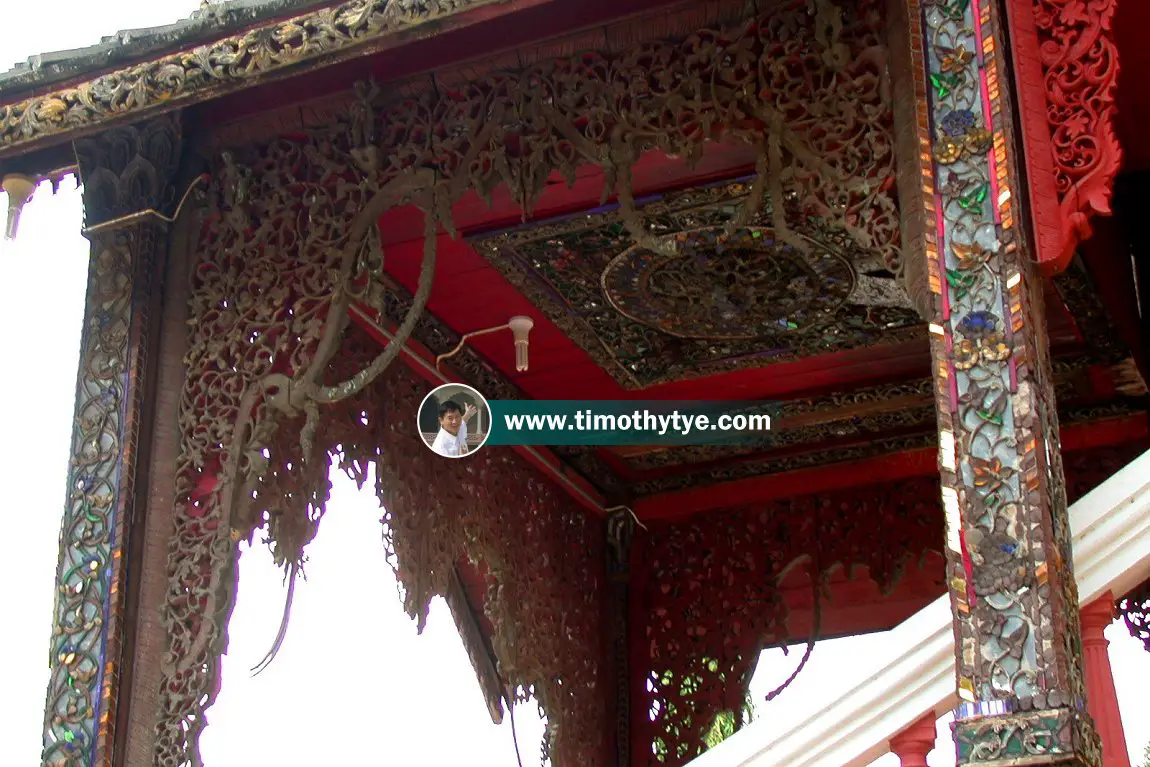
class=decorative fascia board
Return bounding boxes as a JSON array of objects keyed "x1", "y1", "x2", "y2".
[
  {"x1": 688, "y1": 446, "x2": 1150, "y2": 767},
  {"x1": 0, "y1": 0, "x2": 510, "y2": 160}
]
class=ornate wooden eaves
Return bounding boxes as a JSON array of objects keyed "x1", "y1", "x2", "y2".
[
  {"x1": 1005, "y1": 0, "x2": 1122, "y2": 275},
  {"x1": 0, "y1": 0, "x2": 509, "y2": 160}
]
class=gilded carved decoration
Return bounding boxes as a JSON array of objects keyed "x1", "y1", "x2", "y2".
[
  {"x1": 169, "y1": 0, "x2": 907, "y2": 518},
  {"x1": 44, "y1": 116, "x2": 181, "y2": 767},
  {"x1": 0, "y1": 0, "x2": 501, "y2": 157},
  {"x1": 473, "y1": 181, "x2": 917, "y2": 388},
  {"x1": 153, "y1": 5, "x2": 909, "y2": 761},
  {"x1": 365, "y1": 0, "x2": 901, "y2": 271},
  {"x1": 908, "y1": 0, "x2": 1098, "y2": 763},
  {"x1": 43, "y1": 235, "x2": 135, "y2": 767},
  {"x1": 156, "y1": 130, "x2": 611, "y2": 765}
]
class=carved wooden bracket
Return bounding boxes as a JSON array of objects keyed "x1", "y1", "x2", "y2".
[{"x1": 1005, "y1": 0, "x2": 1122, "y2": 275}]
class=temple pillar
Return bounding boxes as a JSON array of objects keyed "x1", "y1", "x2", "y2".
[
  {"x1": 606, "y1": 508, "x2": 634, "y2": 767},
  {"x1": 41, "y1": 115, "x2": 182, "y2": 767},
  {"x1": 1080, "y1": 594, "x2": 1131, "y2": 767},
  {"x1": 890, "y1": 714, "x2": 938, "y2": 767},
  {"x1": 887, "y1": 0, "x2": 1100, "y2": 765}
]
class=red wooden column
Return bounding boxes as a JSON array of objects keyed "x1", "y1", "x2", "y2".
[
  {"x1": 1080, "y1": 593, "x2": 1132, "y2": 767},
  {"x1": 890, "y1": 714, "x2": 938, "y2": 767}
]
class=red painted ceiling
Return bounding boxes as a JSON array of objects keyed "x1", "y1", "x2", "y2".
[
  {"x1": 375, "y1": 141, "x2": 1086, "y2": 404},
  {"x1": 188, "y1": 0, "x2": 1128, "y2": 503}
]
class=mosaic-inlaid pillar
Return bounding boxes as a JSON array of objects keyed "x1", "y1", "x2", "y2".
[
  {"x1": 42, "y1": 115, "x2": 181, "y2": 767},
  {"x1": 889, "y1": 0, "x2": 1099, "y2": 765},
  {"x1": 606, "y1": 508, "x2": 634, "y2": 767}
]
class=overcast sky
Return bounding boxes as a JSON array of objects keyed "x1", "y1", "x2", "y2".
[{"x1": 1, "y1": 3, "x2": 1147, "y2": 766}]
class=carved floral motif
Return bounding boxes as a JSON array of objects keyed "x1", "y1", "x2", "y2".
[
  {"x1": 42, "y1": 117, "x2": 179, "y2": 767},
  {"x1": 1001, "y1": 0, "x2": 1121, "y2": 271},
  {"x1": 141, "y1": 1, "x2": 1138, "y2": 764},
  {"x1": 42, "y1": 235, "x2": 135, "y2": 767},
  {"x1": 1035, "y1": 0, "x2": 1122, "y2": 254},
  {"x1": 914, "y1": 0, "x2": 1097, "y2": 763},
  {"x1": 0, "y1": 0, "x2": 500, "y2": 156},
  {"x1": 360, "y1": 0, "x2": 902, "y2": 272},
  {"x1": 156, "y1": 130, "x2": 610, "y2": 765},
  {"x1": 154, "y1": 12, "x2": 912, "y2": 756}
]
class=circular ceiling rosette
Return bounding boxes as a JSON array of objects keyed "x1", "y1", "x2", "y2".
[{"x1": 600, "y1": 226, "x2": 856, "y2": 340}]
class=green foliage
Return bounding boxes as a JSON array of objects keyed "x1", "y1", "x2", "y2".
[
  {"x1": 702, "y1": 695, "x2": 756, "y2": 751},
  {"x1": 703, "y1": 710, "x2": 738, "y2": 750}
]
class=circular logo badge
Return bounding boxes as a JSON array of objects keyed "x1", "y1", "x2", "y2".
[{"x1": 417, "y1": 383, "x2": 491, "y2": 458}]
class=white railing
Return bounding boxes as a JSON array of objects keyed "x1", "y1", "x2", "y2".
[{"x1": 691, "y1": 448, "x2": 1150, "y2": 767}]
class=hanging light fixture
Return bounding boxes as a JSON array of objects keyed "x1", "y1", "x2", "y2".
[
  {"x1": 436, "y1": 315, "x2": 535, "y2": 373},
  {"x1": 3, "y1": 173, "x2": 38, "y2": 240},
  {"x1": 508, "y1": 315, "x2": 534, "y2": 372}
]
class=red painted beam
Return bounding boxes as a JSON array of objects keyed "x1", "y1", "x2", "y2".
[
  {"x1": 632, "y1": 413, "x2": 1150, "y2": 521},
  {"x1": 632, "y1": 448, "x2": 938, "y2": 521},
  {"x1": 1061, "y1": 411, "x2": 1150, "y2": 451}
]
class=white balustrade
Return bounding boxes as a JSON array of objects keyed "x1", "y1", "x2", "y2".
[{"x1": 691, "y1": 448, "x2": 1150, "y2": 767}]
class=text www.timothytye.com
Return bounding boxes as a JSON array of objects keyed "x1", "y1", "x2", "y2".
[{"x1": 502, "y1": 409, "x2": 771, "y2": 437}]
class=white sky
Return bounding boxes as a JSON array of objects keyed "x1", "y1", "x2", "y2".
[{"x1": 1, "y1": 3, "x2": 1147, "y2": 766}]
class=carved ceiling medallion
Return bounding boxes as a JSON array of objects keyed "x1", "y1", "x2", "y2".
[
  {"x1": 473, "y1": 182, "x2": 921, "y2": 388},
  {"x1": 601, "y1": 227, "x2": 855, "y2": 340}
]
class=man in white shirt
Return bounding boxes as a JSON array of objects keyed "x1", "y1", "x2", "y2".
[{"x1": 430, "y1": 399, "x2": 478, "y2": 457}]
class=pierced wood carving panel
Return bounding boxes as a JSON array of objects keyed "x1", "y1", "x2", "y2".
[
  {"x1": 0, "y1": 0, "x2": 503, "y2": 157},
  {"x1": 157, "y1": 138, "x2": 608, "y2": 766},
  {"x1": 633, "y1": 477, "x2": 945, "y2": 765}
]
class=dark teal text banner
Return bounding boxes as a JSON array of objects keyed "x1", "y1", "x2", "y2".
[{"x1": 484, "y1": 400, "x2": 778, "y2": 446}]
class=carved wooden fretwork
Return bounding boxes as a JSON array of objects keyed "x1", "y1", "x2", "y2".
[
  {"x1": 354, "y1": 0, "x2": 902, "y2": 278},
  {"x1": 634, "y1": 476, "x2": 944, "y2": 765},
  {"x1": 155, "y1": 125, "x2": 611, "y2": 764},
  {"x1": 0, "y1": 0, "x2": 503, "y2": 158},
  {"x1": 1005, "y1": 0, "x2": 1121, "y2": 272},
  {"x1": 43, "y1": 114, "x2": 181, "y2": 767},
  {"x1": 146, "y1": 0, "x2": 1127, "y2": 763}
]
